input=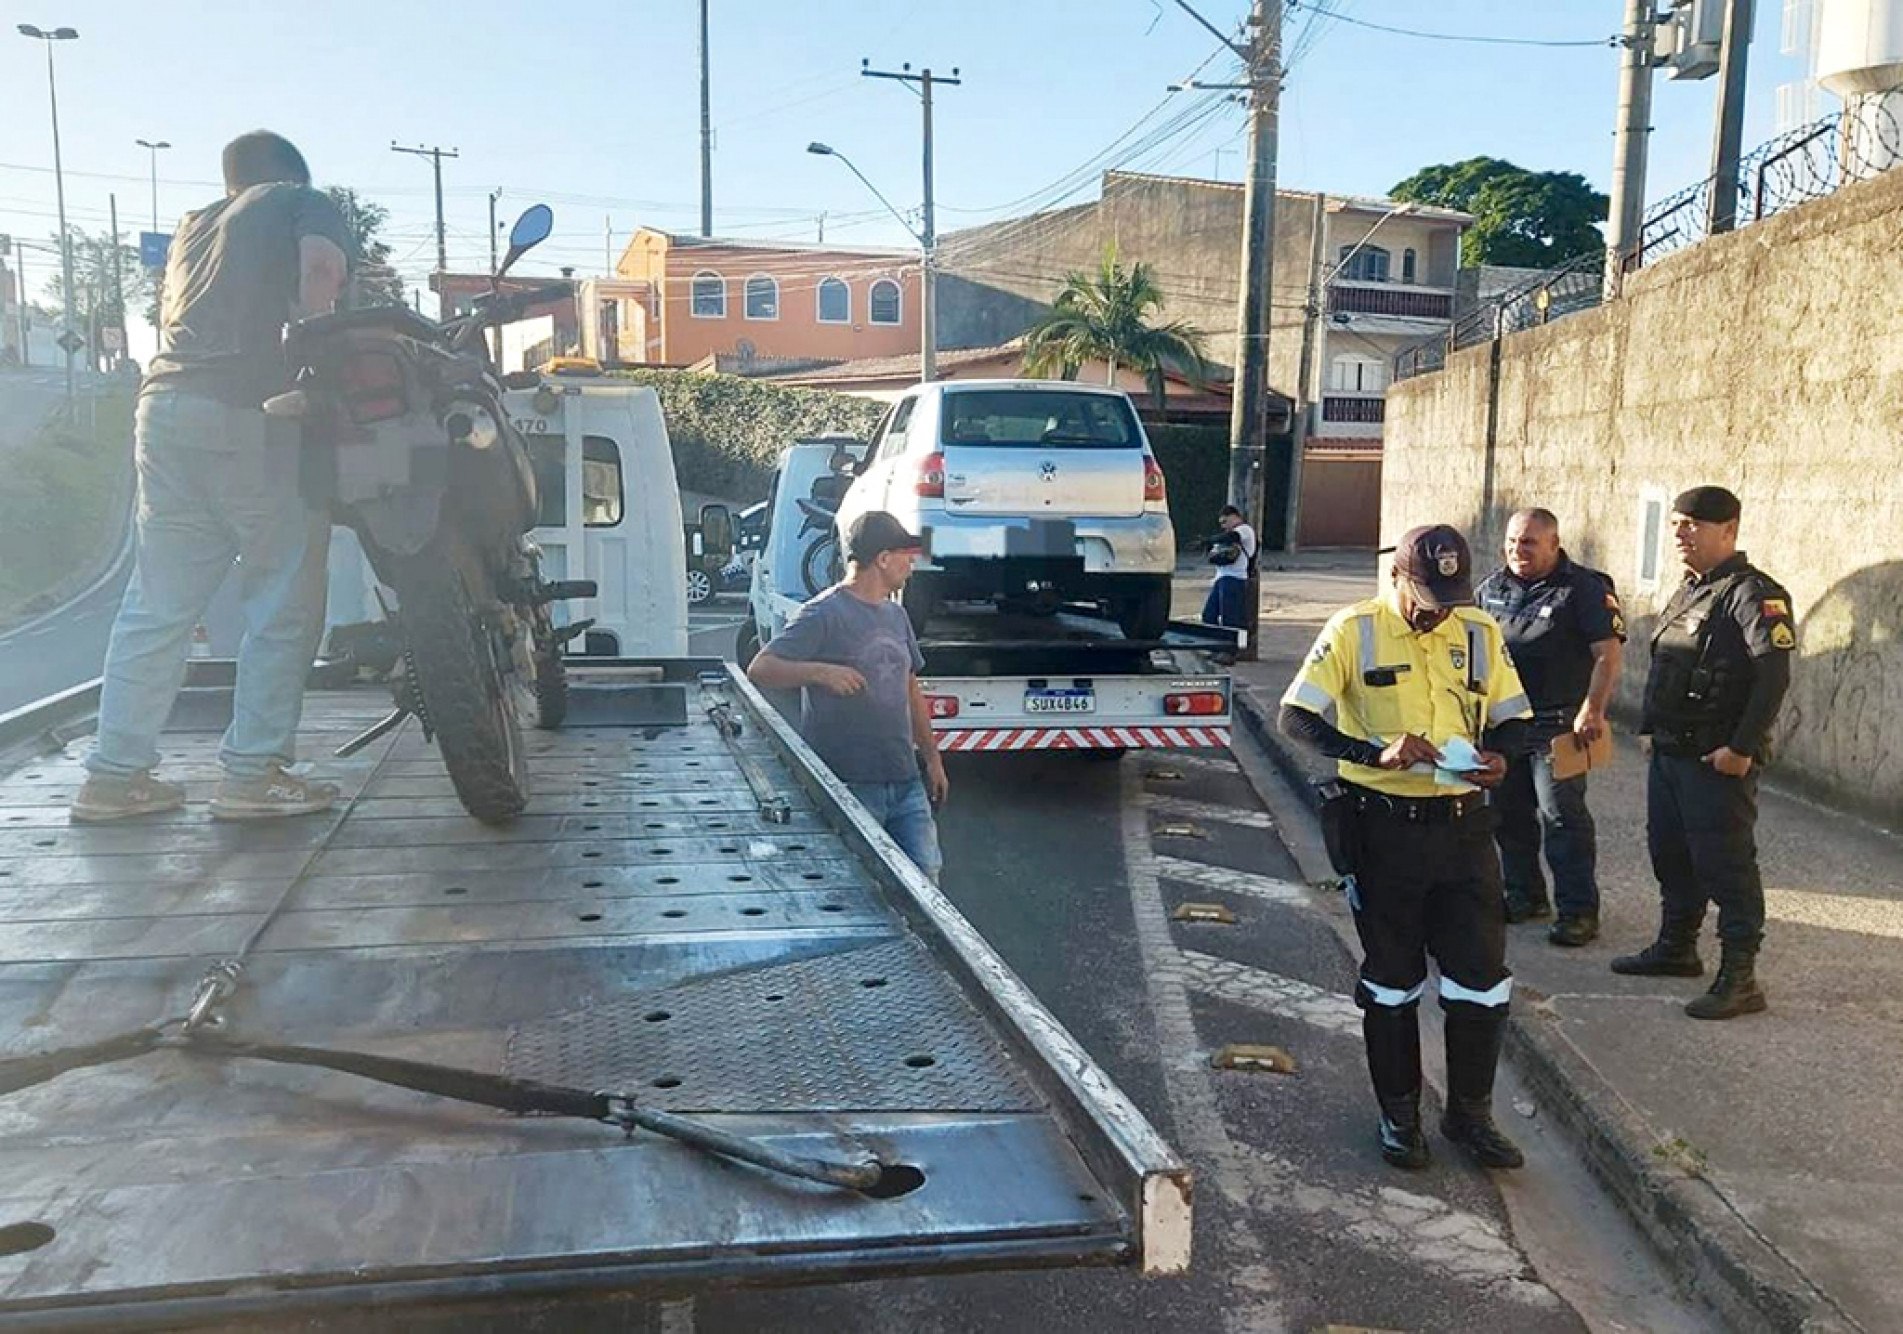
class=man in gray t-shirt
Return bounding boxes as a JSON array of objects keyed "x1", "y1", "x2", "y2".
[
  {"x1": 73, "y1": 132, "x2": 354, "y2": 826},
  {"x1": 748, "y1": 511, "x2": 948, "y2": 881}
]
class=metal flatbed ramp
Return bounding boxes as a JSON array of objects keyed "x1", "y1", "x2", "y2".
[{"x1": 0, "y1": 662, "x2": 1186, "y2": 1325}]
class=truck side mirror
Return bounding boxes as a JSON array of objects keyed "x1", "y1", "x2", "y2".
[{"x1": 700, "y1": 503, "x2": 734, "y2": 556}]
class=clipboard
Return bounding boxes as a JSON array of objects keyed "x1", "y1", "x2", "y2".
[{"x1": 1549, "y1": 729, "x2": 1613, "y2": 781}]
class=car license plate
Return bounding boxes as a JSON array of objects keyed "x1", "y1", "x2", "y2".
[{"x1": 1025, "y1": 689, "x2": 1095, "y2": 714}]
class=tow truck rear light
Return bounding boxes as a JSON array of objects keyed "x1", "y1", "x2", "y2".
[
  {"x1": 916, "y1": 451, "x2": 946, "y2": 499},
  {"x1": 925, "y1": 694, "x2": 961, "y2": 719},
  {"x1": 1142, "y1": 453, "x2": 1167, "y2": 506},
  {"x1": 1164, "y1": 690, "x2": 1227, "y2": 716}
]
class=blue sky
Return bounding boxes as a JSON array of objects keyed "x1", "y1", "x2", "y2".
[{"x1": 1, "y1": 0, "x2": 1805, "y2": 295}]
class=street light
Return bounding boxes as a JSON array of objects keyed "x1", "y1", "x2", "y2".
[
  {"x1": 807, "y1": 141, "x2": 936, "y2": 381},
  {"x1": 136, "y1": 138, "x2": 172, "y2": 233},
  {"x1": 20, "y1": 24, "x2": 80, "y2": 398}
]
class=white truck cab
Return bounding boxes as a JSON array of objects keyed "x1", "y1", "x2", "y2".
[{"x1": 324, "y1": 378, "x2": 688, "y2": 661}]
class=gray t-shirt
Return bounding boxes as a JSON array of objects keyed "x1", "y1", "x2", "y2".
[
  {"x1": 146, "y1": 182, "x2": 355, "y2": 407},
  {"x1": 765, "y1": 586, "x2": 925, "y2": 784}
]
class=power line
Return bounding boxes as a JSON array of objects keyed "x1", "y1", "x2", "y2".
[{"x1": 1289, "y1": 1, "x2": 1616, "y2": 49}]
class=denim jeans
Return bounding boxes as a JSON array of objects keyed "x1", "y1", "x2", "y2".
[
  {"x1": 1493, "y1": 745, "x2": 1599, "y2": 916},
  {"x1": 1647, "y1": 750, "x2": 1764, "y2": 948},
  {"x1": 1202, "y1": 575, "x2": 1248, "y2": 629},
  {"x1": 848, "y1": 778, "x2": 943, "y2": 883},
  {"x1": 87, "y1": 388, "x2": 331, "y2": 780}
]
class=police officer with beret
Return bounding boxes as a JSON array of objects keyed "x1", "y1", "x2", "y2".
[
  {"x1": 1612, "y1": 487, "x2": 1795, "y2": 1020},
  {"x1": 1477, "y1": 508, "x2": 1626, "y2": 947},
  {"x1": 1281, "y1": 524, "x2": 1534, "y2": 1171}
]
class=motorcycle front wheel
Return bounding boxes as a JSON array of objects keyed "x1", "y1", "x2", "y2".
[{"x1": 392, "y1": 542, "x2": 531, "y2": 824}]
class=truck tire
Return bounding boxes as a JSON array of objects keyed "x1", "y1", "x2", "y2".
[
  {"x1": 1114, "y1": 576, "x2": 1172, "y2": 642},
  {"x1": 736, "y1": 618, "x2": 761, "y2": 671},
  {"x1": 393, "y1": 547, "x2": 531, "y2": 824}
]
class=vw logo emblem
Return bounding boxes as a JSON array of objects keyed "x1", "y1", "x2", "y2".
[{"x1": 1040, "y1": 460, "x2": 1058, "y2": 482}]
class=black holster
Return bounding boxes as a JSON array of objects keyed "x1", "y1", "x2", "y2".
[{"x1": 1318, "y1": 780, "x2": 1360, "y2": 876}]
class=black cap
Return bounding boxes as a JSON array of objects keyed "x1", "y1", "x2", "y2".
[
  {"x1": 1672, "y1": 485, "x2": 1741, "y2": 524},
  {"x1": 1393, "y1": 524, "x2": 1475, "y2": 608},
  {"x1": 845, "y1": 510, "x2": 923, "y2": 563}
]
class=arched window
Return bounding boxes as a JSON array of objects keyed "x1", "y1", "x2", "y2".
[
  {"x1": 816, "y1": 276, "x2": 850, "y2": 324},
  {"x1": 690, "y1": 270, "x2": 725, "y2": 319},
  {"x1": 1401, "y1": 248, "x2": 1418, "y2": 283},
  {"x1": 744, "y1": 274, "x2": 780, "y2": 321},
  {"x1": 1337, "y1": 244, "x2": 1390, "y2": 283},
  {"x1": 869, "y1": 278, "x2": 902, "y2": 326}
]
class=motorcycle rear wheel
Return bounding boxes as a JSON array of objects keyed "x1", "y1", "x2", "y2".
[{"x1": 393, "y1": 545, "x2": 531, "y2": 824}]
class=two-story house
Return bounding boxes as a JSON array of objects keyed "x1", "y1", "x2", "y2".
[{"x1": 612, "y1": 229, "x2": 922, "y2": 371}]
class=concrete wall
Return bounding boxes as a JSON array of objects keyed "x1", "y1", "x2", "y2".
[{"x1": 1382, "y1": 163, "x2": 1903, "y2": 818}]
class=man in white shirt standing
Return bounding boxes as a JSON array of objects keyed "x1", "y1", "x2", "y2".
[{"x1": 1202, "y1": 505, "x2": 1258, "y2": 658}]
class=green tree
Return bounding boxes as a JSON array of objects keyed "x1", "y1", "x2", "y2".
[
  {"x1": 1390, "y1": 157, "x2": 1608, "y2": 268},
  {"x1": 325, "y1": 186, "x2": 403, "y2": 307},
  {"x1": 1020, "y1": 244, "x2": 1209, "y2": 408},
  {"x1": 42, "y1": 227, "x2": 154, "y2": 360}
]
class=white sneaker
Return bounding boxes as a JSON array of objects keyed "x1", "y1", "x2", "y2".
[{"x1": 209, "y1": 765, "x2": 339, "y2": 821}]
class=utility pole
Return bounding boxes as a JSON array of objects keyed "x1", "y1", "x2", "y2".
[
  {"x1": 391, "y1": 142, "x2": 459, "y2": 316},
  {"x1": 12, "y1": 238, "x2": 28, "y2": 367},
  {"x1": 488, "y1": 189, "x2": 502, "y2": 274},
  {"x1": 1707, "y1": 0, "x2": 1755, "y2": 235},
  {"x1": 1606, "y1": 0, "x2": 1657, "y2": 287},
  {"x1": 699, "y1": 0, "x2": 714, "y2": 237},
  {"x1": 109, "y1": 193, "x2": 125, "y2": 373},
  {"x1": 1289, "y1": 191, "x2": 1327, "y2": 546},
  {"x1": 863, "y1": 60, "x2": 961, "y2": 383}
]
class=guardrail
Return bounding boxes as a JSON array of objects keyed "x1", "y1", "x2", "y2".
[{"x1": 1393, "y1": 103, "x2": 1901, "y2": 384}]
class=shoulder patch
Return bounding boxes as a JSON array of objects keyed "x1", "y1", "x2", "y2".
[
  {"x1": 1762, "y1": 597, "x2": 1790, "y2": 618},
  {"x1": 1309, "y1": 641, "x2": 1332, "y2": 665},
  {"x1": 1770, "y1": 622, "x2": 1796, "y2": 651}
]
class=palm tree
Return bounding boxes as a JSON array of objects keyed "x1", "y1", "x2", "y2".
[{"x1": 1020, "y1": 244, "x2": 1210, "y2": 408}]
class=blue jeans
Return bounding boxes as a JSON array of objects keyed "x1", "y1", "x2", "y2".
[
  {"x1": 88, "y1": 389, "x2": 331, "y2": 780},
  {"x1": 1202, "y1": 575, "x2": 1247, "y2": 629},
  {"x1": 848, "y1": 778, "x2": 943, "y2": 883},
  {"x1": 1493, "y1": 744, "x2": 1599, "y2": 916}
]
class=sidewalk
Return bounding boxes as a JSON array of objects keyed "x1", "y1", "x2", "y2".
[{"x1": 1177, "y1": 553, "x2": 1898, "y2": 1334}]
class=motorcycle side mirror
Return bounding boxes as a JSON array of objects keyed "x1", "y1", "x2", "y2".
[{"x1": 497, "y1": 204, "x2": 555, "y2": 278}]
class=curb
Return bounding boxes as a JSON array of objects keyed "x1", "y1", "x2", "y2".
[{"x1": 1227, "y1": 685, "x2": 1845, "y2": 1334}]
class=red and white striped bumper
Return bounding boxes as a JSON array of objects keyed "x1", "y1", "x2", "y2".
[{"x1": 936, "y1": 725, "x2": 1232, "y2": 752}]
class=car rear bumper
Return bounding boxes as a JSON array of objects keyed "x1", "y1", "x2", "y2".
[{"x1": 916, "y1": 511, "x2": 1174, "y2": 577}]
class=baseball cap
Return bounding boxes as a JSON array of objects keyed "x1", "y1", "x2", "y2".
[
  {"x1": 1392, "y1": 524, "x2": 1475, "y2": 609},
  {"x1": 845, "y1": 510, "x2": 923, "y2": 563}
]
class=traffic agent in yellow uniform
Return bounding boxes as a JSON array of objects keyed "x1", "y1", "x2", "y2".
[{"x1": 1280, "y1": 524, "x2": 1534, "y2": 1171}]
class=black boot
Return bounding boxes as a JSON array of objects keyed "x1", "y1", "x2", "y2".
[
  {"x1": 1609, "y1": 922, "x2": 1703, "y2": 977},
  {"x1": 1685, "y1": 946, "x2": 1767, "y2": 1020},
  {"x1": 1364, "y1": 1005, "x2": 1429, "y2": 1170},
  {"x1": 1440, "y1": 1008, "x2": 1524, "y2": 1170},
  {"x1": 1502, "y1": 888, "x2": 1552, "y2": 924},
  {"x1": 1548, "y1": 913, "x2": 1600, "y2": 947}
]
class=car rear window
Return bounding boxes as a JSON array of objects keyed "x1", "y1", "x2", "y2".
[{"x1": 940, "y1": 389, "x2": 1141, "y2": 449}]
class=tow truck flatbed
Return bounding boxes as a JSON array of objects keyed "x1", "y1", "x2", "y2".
[{"x1": 0, "y1": 661, "x2": 1187, "y2": 1326}]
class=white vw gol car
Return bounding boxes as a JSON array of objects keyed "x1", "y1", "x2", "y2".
[{"x1": 833, "y1": 380, "x2": 1178, "y2": 639}]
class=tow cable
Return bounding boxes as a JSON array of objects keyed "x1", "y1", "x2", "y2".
[{"x1": 1, "y1": 713, "x2": 899, "y2": 1196}]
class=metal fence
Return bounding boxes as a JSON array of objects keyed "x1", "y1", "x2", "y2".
[{"x1": 1392, "y1": 101, "x2": 1903, "y2": 383}]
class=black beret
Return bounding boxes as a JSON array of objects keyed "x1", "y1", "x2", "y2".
[{"x1": 1672, "y1": 486, "x2": 1741, "y2": 523}]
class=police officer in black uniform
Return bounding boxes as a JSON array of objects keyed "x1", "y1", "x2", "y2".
[
  {"x1": 1612, "y1": 487, "x2": 1795, "y2": 1020},
  {"x1": 1477, "y1": 508, "x2": 1625, "y2": 946}
]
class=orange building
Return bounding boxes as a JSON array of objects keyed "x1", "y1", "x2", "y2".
[{"x1": 614, "y1": 228, "x2": 921, "y2": 370}]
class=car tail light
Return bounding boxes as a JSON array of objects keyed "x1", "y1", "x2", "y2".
[
  {"x1": 916, "y1": 451, "x2": 946, "y2": 499},
  {"x1": 925, "y1": 694, "x2": 960, "y2": 719},
  {"x1": 1164, "y1": 690, "x2": 1227, "y2": 716},
  {"x1": 339, "y1": 350, "x2": 408, "y2": 424},
  {"x1": 1143, "y1": 453, "x2": 1167, "y2": 506}
]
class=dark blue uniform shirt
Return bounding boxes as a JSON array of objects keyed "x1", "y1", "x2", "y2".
[{"x1": 1476, "y1": 553, "x2": 1625, "y2": 727}]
